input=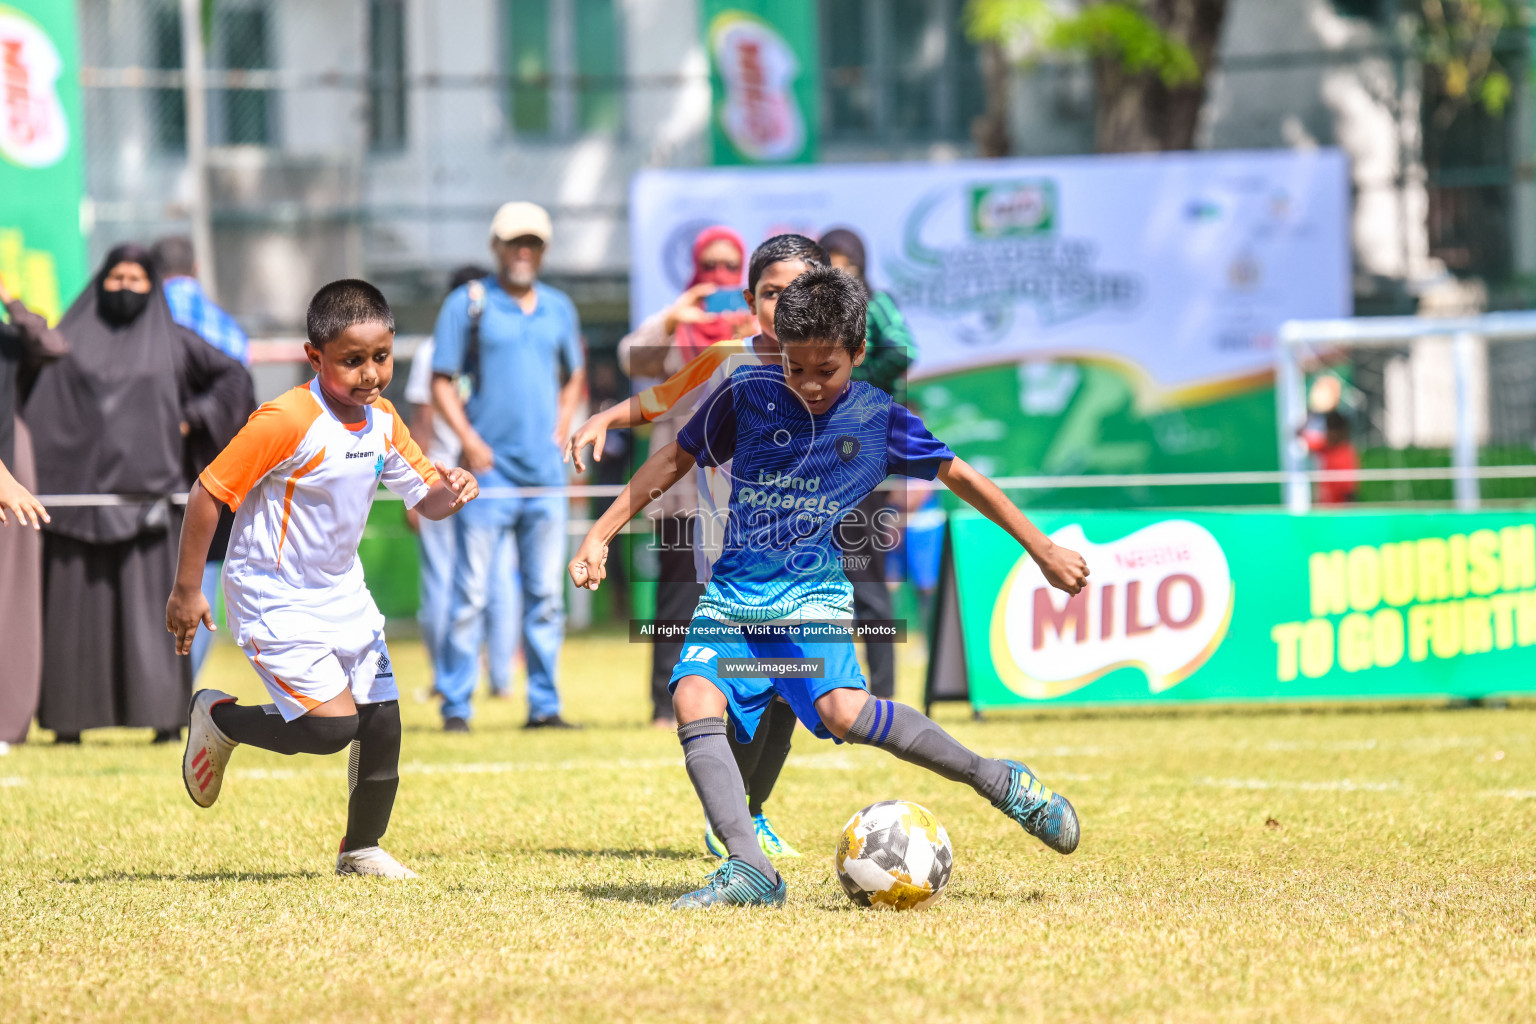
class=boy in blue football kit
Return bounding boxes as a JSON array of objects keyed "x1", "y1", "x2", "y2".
[{"x1": 569, "y1": 267, "x2": 1090, "y2": 908}]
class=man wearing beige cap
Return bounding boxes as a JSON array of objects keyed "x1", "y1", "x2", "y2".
[{"x1": 430, "y1": 201, "x2": 586, "y2": 731}]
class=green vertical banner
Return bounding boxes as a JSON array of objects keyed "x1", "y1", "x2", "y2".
[
  {"x1": 0, "y1": 1, "x2": 86, "y2": 324},
  {"x1": 702, "y1": 0, "x2": 819, "y2": 165}
]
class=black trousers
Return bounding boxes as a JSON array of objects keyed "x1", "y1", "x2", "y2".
[
  {"x1": 652, "y1": 515, "x2": 705, "y2": 720},
  {"x1": 839, "y1": 493, "x2": 896, "y2": 699}
]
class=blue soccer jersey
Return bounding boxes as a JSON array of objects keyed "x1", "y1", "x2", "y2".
[{"x1": 674, "y1": 364, "x2": 953, "y2": 622}]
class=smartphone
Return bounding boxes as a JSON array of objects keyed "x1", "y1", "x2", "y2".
[{"x1": 702, "y1": 288, "x2": 748, "y2": 315}]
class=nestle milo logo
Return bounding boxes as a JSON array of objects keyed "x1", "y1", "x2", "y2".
[
  {"x1": 0, "y1": 8, "x2": 70, "y2": 169},
  {"x1": 969, "y1": 181, "x2": 1056, "y2": 238},
  {"x1": 990, "y1": 520, "x2": 1234, "y2": 699},
  {"x1": 709, "y1": 12, "x2": 806, "y2": 163},
  {"x1": 883, "y1": 183, "x2": 1139, "y2": 332}
]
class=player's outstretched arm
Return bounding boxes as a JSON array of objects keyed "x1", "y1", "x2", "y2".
[
  {"x1": 414, "y1": 463, "x2": 479, "y2": 521},
  {"x1": 166, "y1": 482, "x2": 224, "y2": 655},
  {"x1": 565, "y1": 395, "x2": 644, "y2": 473},
  {"x1": 936, "y1": 456, "x2": 1089, "y2": 596},
  {"x1": 569, "y1": 441, "x2": 697, "y2": 591}
]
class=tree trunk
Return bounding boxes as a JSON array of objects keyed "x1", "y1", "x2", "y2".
[
  {"x1": 1093, "y1": 0, "x2": 1228, "y2": 153},
  {"x1": 973, "y1": 41, "x2": 1012, "y2": 158}
]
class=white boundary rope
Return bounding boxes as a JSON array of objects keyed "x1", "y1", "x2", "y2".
[{"x1": 34, "y1": 463, "x2": 1536, "y2": 508}]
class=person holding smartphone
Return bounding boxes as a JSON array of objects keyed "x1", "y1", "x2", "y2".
[
  {"x1": 621, "y1": 226, "x2": 755, "y2": 383},
  {"x1": 615, "y1": 227, "x2": 773, "y2": 729}
]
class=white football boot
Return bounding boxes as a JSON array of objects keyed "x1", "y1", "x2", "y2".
[
  {"x1": 336, "y1": 843, "x2": 419, "y2": 880},
  {"x1": 183, "y1": 689, "x2": 238, "y2": 808}
]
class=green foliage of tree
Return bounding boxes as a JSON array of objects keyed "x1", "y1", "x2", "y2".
[
  {"x1": 967, "y1": 0, "x2": 1528, "y2": 134},
  {"x1": 966, "y1": 0, "x2": 1227, "y2": 152},
  {"x1": 1416, "y1": 0, "x2": 1523, "y2": 117},
  {"x1": 965, "y1": 0, "x2": 1199, "y2": 86}
]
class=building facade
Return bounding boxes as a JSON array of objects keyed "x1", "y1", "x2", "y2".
[{"x1": 76, "y1": 0, "x2": 1532, "y2": 340}]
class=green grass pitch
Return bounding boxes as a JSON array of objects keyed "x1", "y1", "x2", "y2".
[{"x1": 3, "y1": 633, "x2": 1533, "y2": 1022}]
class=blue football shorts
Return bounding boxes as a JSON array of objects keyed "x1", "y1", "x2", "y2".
[{"x1": 667, "y1": 616, "x2": 867, "y2": 742}]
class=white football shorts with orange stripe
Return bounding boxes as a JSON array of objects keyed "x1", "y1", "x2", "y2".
[{"x1": 244, "y1": 626, "x2": 398, "y2": 721}]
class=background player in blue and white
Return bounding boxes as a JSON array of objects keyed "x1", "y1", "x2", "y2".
[{"x1": 568, "y1": 267, "x2": 1090, "y2": 908}]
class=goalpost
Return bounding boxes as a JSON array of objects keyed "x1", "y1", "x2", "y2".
[{"x1": 1276, "y1": 310, "x2": 1536, "y2": 513}]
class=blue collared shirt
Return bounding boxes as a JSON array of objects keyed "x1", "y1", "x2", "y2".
[
  {"x1": 163, "y1": 276, "x2": 250, "y2": 365},
  {"x1": 431, "y1": 277, "x2": 584, "y2": 488}
]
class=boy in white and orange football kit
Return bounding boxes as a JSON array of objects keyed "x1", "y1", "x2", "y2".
[{"x1": 167, "y1": 279, "x2": 478, "y2": 879}]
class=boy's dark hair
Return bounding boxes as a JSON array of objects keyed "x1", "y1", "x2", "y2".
[
  {"x1": 306, "y1": 279, "x2": 395, "y2": 346},
  {"x1": 773, "y1": 266, "x2": 866, "y2": 351},
  {"x1": 818, "y1": 228, "x2": 865, "y2": 272},
  {"x1": 747, "y1": 233, "x2": 828, "y2": 295}
]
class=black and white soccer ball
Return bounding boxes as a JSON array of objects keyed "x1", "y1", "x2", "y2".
[{"x1": 835, "y1": 800, "x2": 954, "y2": 910}]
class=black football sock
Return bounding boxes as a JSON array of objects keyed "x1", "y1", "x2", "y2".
[
  {"x1": 211, "y1": 702, "x2": 358, "y2": 756},
  {"x1": 845, "y1": 697, "x2": 1011, "y2": 804},
  {"x1": 678, "y1": 717, "x2": 777, "y2": 881},
  {"x1": 746, "y1": 699, "x2": 797, "y2": 817},
  {"x1": 344, "y1": 700, "x2": 401, "y2": 851},
  {"x1": 727, "y1": 713, "x2": 768, "y2": 811}
]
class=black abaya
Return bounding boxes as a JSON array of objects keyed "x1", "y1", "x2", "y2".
[
  {"x1": 0, "y1": 299, "x2": 68, "y2": 743},
  {"x1": 25, "y1": 246, "x2": 252, "y2": 736},
  {"x1": 38, "y1": 521, "x2": 187, "y2": 732}
]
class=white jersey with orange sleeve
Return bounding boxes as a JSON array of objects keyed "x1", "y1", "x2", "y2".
[
  {"x1": 199, "y1": 380, "x2": 440, "y2": 716},
  {"x1": 636, "y1": 336, "x2": 772, "y2": 581}
]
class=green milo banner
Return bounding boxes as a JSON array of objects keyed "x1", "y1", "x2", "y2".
[
  {"x1": 0, "y1": 0, "x2": 87, "y2": 323},
  {"x1": 928, "y1": 510, "x2": 1536, "y2": 710},
  {"x1": 908, "y1": 362, "x2": 1283, "y2": 508},
  {"x1": 701, "y1": 0, "x2": 818, "y2": 165}
]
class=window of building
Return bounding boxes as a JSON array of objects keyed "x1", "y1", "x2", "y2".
[
  {"x1": 1330, "y1": 0, "x2": 1386, "y2": 21},
  {"x1": 217, "y1": 5, "x2": 273, "y2": 146},
  {"x1": 507, "y1": 0, "x2": 552, "y2": 135},
  {"x1": 819, "y1": 0, "x2": 983, "y2": 144},
  {"x1": 574, "y1": 0, "x2": 620, "y2": 134},
  {"x1": 503, "y1": 0, "x2": 621, "y2": 139},
  {"x1": 369, "y1": 0, "x2": 409, "y2": 150},
  {"x1": 150, "y1": 1, "x2": 276, "y2": 150},
  {"x1": 151, "y1": 5, "x2": 185, "y2": 151},
  {"x1": 823, "y1": 0, "x2": 873, "y2": 133}
]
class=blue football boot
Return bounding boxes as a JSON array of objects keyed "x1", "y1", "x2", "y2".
[
  {"x1": 994, "y1": 760, "x2": 1080, "y2": 854},
  {"x1": 671, "y1": 858, "x2": 787, "y2": 909}
]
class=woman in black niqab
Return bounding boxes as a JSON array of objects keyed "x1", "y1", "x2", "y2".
[{"x1": 24, "y1": 244, "x2": 254, "y2": 743}]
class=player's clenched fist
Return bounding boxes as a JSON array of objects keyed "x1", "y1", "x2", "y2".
[
  {"x1": 1033, "y1": 541, "x2": 1090, "y2": 596},
  {"x1": 568, "y1": 538, "x2": 608, "y2": 591}
]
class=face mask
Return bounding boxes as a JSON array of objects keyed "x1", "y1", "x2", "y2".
[{"x1": 99, "y1": 287, "x2": 151, "y2": 326}]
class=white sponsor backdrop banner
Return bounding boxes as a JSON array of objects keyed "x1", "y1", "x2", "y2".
[{"x1": 629, "y1": 149, "x2": 1350, "y2": 386}]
